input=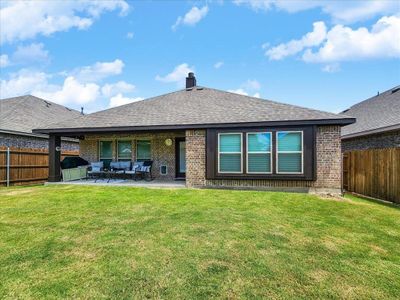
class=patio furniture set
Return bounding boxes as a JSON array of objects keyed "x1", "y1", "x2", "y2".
[{"x1": 87, "y1": 160, "x2": 153, "y2": 183}]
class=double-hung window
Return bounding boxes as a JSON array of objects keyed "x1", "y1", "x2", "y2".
[
  {"x1": 218, "y1": 133, "x2": 242, "y2": 173},
  {"x1": 117, "y1": 141, "x2": 132, "y2": 161},
  {"x1": 247, "y1": 132, "x2": 272, "y2": 173},
  {"x1": 136, "y1": 140, "x2": 151, "y2": 161},
  {"x1": 276, "y1": 131, "x2": 303, "y2": 174},
  {"x1": 99, "y1": 141, "x2": 113, "y2": 168}
]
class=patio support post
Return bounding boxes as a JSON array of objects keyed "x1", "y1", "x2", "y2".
[{"x1": 48, "y1": 134, "x2": 61, "y2": 182}]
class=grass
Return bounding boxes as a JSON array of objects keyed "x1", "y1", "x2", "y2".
[{"x1": 0, "y1": 185, "x2": 399, "y2": 299}]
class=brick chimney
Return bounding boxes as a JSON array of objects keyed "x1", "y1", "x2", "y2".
[{"x1": 186, "y1": 72, "x2": 196, "y2": 88}]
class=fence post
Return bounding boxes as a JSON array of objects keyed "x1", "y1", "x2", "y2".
[{"x1": 6, "y1": 147, "x2": 10, "y2": 187}]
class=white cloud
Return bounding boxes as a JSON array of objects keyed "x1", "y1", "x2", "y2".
[
  {"x1": 0, "y1": 0, "x2": 129, "y2": 44},
  {"x1": 126, "y1": 32, "x2": 134, "y2": 39},
  {"x1": 0, "y1": 54, "x2": 10, "y2": 67},
  {"x1": 101, "y1": 81, "x2": 136, "y2": 97},
  {"x1": 228, "y1": 88, "x2": 260, "y2": 98},
  {"x1": 172, "y1": 6, "x2": 209, "y2": 30},
  {"x1": 214, "y1": 61, "x2": 224, "y2": 69},
  {"x1": 33, "y1": 76, "x2": 100, "y2": 105},
  {"x1": 303, "y1": 15, "x2": 400, "y2": 62},
  {"x1": 0, "y1": 69, "x2": 50, "y2": 98},
  {"x1": 265, "y1": 21, "x2": 327, "y2": 60},
  {"x1": 265, "y1": 15, "x2": 400, "y2": 63},
  {"x1": 234, "y1": 0, "x2": 398, "y2": 23},
  {"x1": 322, "y1": 63, "x2": 341, "y2": 73},
  {"x1": 243, "y1": 79, "x2": 261, "y2": 90},
  {"x1": 109, "y1": 93, "x2": 144, "y2": 108},
  {"x1": 71, "y1": 59, "x2": 125, "y2": 82},
  {"x1": 12, "y1": 43, "x2": 49, "y2": 64},
  {"x1": 155, "y1": 63, "x2": 194, "y2": 87}
]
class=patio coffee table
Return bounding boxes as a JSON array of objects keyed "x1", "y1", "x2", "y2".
[{"x1": 88, "y1": 170, "x2": 114, "y2": 183}]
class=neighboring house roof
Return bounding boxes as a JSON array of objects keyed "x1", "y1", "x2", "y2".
[
  {"x1": 341, "y1": 85, "x2": 400, "y2": 139},
  {"x1": 0, "y1": 95, "x2": 81, "y2": 139},
  {"x1": 34, "y1": 87, "x2": 354, "y2": 135}
]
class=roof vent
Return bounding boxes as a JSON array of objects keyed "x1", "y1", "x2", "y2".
[
  {"x1": 197, "y1": 87, "x2": 203, "y2": 90},
  {"x1": 391, "y1": 87, "x2": 400, "y2": 94},
  {"x1": 186, "y1": 72, "x2": 196, "y2": 88}
]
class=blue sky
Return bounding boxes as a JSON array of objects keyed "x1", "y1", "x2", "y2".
[{"x1": 1, "y1": 0, "x2": 399, "y2": 114}]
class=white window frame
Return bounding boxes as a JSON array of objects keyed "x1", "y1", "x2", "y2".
[
  {"x1": 99, "y1": 140, "x2": 113, "y2": 161},
  {"x1": 217, "y1": 132, "x2": 243, "y2": 174},
  {"x1": 246, "y1": 132, "x2": 272, "y2": 174},
  {"x1": 136, "y1": 140, "x2": 151, "y2": 160},
  {"x1": 117, "y1": 140, "x2": 132, "y2": 161},
  {"x1": 276, "y1": 131, "x2": 304, "y2": 174}
]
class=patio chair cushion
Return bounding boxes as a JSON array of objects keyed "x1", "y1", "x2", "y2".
[
  {"x1": 131, "y1": 161, "x2": 144, "y2": 171},
  {"x1": 110, "y1": 161, "x2": 131, "y2": 171},
  {"x1": 138, "y1": 166, "x2": 151, "y2": 172},
  {"x1": 90, "y1": 161, "x2": 103, "y2": 172}
]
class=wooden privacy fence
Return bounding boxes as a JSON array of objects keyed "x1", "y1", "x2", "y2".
[
  {"x1": 0, "y1": 146, "x2": 79, "y2": 186},
  {"x1": 343, "y1": 148, "x2": 400, "y2": 204}
]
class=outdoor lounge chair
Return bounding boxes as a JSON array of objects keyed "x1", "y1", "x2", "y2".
[
  {"x1": 87, "y1": 161, "x2": 104, "y2": 182},
  {"x1": 134, "y1": 160, "x2": 153, "y2": 181},
  {"x1": 110, "y1": 161, "x2": 131, "y2": 173},
  {"x1": 125, "y1": 161, "x2": 144, "y2": 180}
]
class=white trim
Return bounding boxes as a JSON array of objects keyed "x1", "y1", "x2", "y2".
[
  {"x1": 217, "y1": 132, "x2": 243, "y2": 174},
  {"x1": 160, "y1": 165, "x2": 168, "y2": 175},
  {"x1": 276, "y1": 131, "x2": 304, "y2": 174},
  {"x1": 246, "y1": 132, "x2": 272, "y2": 174}
]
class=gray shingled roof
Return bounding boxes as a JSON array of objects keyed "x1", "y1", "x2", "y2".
[
  {"x1": 35, "y1": 87, "x2": 353, "y2": 133},
  {"x1": 341, "y1": 86, "x2": 400, "y2": 138},
  {"x1": 0, "y1": 95, "x2": 81, "y2": 136}
]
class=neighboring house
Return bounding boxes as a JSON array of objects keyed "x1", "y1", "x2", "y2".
[
  {"x1": 34, "y1": 73, "x2": 355, "y2": 195},
  {"x1": 341, "y1": 86, "x2": 400, "y2": 151},
  {"x1": 0, "y1": 95, "x2": 81, "y2": 151}
]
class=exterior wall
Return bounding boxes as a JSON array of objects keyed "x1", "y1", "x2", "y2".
[
  {"x1": 342, "y1": 130, "x2": 400, "y2": 152},
  {"x1": 0, "y1": 132, "x2": 79, "y2": 151},
  {"x1": 185, "y1": 126, "x2": 342, "y2": 195},
  {"x1": 79, "y1": 131, "x2": 185, "y2": 180},
  {"x1": 186, "y1": 130, "x2": 206, "y2": 187}
]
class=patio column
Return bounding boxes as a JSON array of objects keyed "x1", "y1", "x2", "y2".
[{"x1": 48, "y1": 134, "x2": 61, "y2": 182}]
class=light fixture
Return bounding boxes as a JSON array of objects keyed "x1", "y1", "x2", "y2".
[{"x1": 165, "y1": 138, "x2": 173, "y2": 146}]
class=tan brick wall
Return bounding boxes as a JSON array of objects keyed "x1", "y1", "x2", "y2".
[
  {"x1": 185, "y1": 126, "x2": 342, "y2": 194},
  {"x1": 314, "y1": 125, "x2": 341, "y2": 189},
  {"x1": 185, "y1": 130, "x2": 206, "y2": 187},
  {"x1": 80, "y1": 131, "x2": 185, "y2": 180}
]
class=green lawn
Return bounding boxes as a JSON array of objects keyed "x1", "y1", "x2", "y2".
[{"x1": 0, "y1": 186, "x2": 399, "y2": 299}]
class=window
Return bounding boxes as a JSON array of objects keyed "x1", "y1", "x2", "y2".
[
  {"x1": 117, "y1": 141, "x2": 132, "y2": 161},
  {"x1": 247, "y1": 132, "x2": 272, "y2": 173},
  {"x1": 277, "y1": 131, "x2": 303, "y2": 174},
  {"x1": 207, "y1": 128, "x2": 313, "y2": 180},
  {"x1": 218, "y1": 133, "x2": 242, "y2": 173},
  {"x1": 136, "y1": 140, "x2": 151, "y2": 161},
  {"x1": 99, "y1": 141, "x2": 113, "y2": 168}
]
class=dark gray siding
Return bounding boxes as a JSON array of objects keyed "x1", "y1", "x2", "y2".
[
  {"x1": 0, "y1": 132, "x2": 79, "y2": 151},
  {"x1": 342, "y1": 130, "x2": 400, "y2": 152}
]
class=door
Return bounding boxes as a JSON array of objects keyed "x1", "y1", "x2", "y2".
[{"x1": 175, "y1": 138, "x2": 186, "y2": 178}]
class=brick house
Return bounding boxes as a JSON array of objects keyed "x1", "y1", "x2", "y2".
[
  {"x1": 34, "y1": 73, "x2": 355, "y2": 195},
  {"x1": 341, "y1": 85, "x2": 400, "y2": 151},
  {"x1": 0, "y1": 95, "x2": 80, "y2": 151}
]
